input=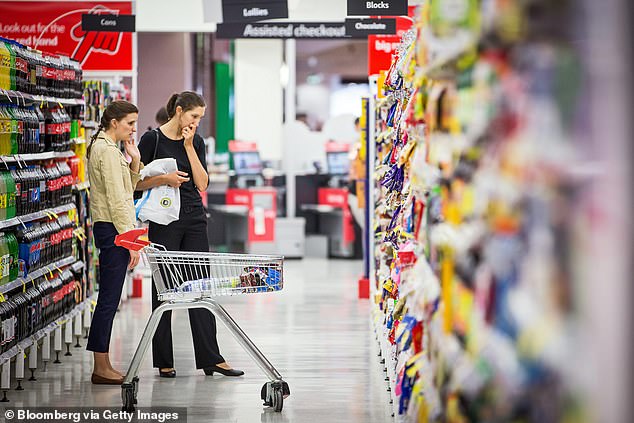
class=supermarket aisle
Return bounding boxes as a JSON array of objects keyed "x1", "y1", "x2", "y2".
[{"x1": 10, "y1": 258, "x2": 393, "y2": 423}]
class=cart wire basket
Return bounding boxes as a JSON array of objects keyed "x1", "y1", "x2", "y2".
[{"x1": 114, "y1": 228, "x2": 290, "y2": 412}]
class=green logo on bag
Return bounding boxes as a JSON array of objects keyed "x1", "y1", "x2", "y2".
[{"x1": 160, "y1": 197, "x2": 172, "y2": 208}]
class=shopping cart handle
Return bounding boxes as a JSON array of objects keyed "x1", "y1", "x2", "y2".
[{"x1": 115, "y1": 228, "x2": 150, "y2": 251}]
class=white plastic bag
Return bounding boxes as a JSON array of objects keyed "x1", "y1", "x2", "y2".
[{"x1": 135, "y1": 158, "x2": 180, "y2": 225}]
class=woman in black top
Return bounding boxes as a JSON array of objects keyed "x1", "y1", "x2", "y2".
[{"x1": 136, "y1": 91, "x2": 243, "y2": 378}]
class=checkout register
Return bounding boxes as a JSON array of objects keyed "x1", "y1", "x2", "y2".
[{"x1": 296, "y1": 142, "x2": 362, "y2": 259}]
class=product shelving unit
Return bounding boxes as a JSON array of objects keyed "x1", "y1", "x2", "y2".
[
  {"x1": 369, "y1": 2, "x2": 590, "y2": 421},
  {"x1": 0, "y1": 38, "x2": 95, "y2": 400}
]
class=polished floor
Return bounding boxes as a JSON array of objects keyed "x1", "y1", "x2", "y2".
[{"x1": 9, "y1": 258, "x2": 393, "y2": 422}]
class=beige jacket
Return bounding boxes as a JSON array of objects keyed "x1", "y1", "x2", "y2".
[{"x1": 88, "y1": 134, "x2": 143, "y2": 234}]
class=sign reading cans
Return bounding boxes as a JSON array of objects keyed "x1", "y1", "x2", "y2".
[
  {"x1": 81, "y1": 14, "x2": 135, "y2": 32},
  {"x1": 221, "y1": 0, "x2": 288, "y2": 23},
  {"x1": 347, "y1": 0, "x2": 408, "y2": 16},
  {"x1": 345, "y1": 18, "x2": 396, "y2": 36}
]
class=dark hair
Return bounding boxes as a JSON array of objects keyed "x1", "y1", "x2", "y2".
[
  {"x1": 165, "y1": 91, "x2": 206, "y2": 119},
  {"x1": 87, "y1": 100, "x2": 138, "y2": 159},
  {"x1": 155, "y1": 106, "x2": 169, "y2": 125}
]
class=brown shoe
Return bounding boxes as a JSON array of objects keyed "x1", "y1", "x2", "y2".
[{"x1": 91, "y1": 373, "x2": 124, "y2": 385}]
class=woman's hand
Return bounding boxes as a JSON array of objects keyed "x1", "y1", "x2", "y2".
[
  {"x1": 163, "y1": 170, "x2": 190, "y2": 188},
  {"x1": 124, "y1": 136, "x2": 141, "y2": 161},
  {"x1": 182, "y1": 123, "x2": 196, "y2": 149},
  {"x1": 128, "y1": 250, "x2": 140, "y2": 270}
]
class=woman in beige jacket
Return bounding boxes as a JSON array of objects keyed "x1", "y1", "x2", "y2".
[{"x1": 86, "y1": 101, "x2": 142, "y2": 384}]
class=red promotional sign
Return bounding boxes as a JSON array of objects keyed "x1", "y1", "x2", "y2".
[
  {"x1": 368, "y1": 6, "x2": 415, "y2": 76},
  {"x1": 0, "y1": 1, "x2": 133, "y2": 71}
]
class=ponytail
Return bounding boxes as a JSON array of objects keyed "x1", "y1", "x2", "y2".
[{"x1": 165, "y1": 91, "x2": 206, "y2": 119}]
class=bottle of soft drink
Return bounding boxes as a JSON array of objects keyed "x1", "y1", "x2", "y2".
[
  {"x1": 2, "y1": 39, "x2": 16, "y2": 91},
  {"x1": 11, "y1": 42, "x2": 27, "y2": 93},
  {"x1": 6, "y1": 105, "x2": 18, "y2": 155},
  {"x1": 0, "y1": 37, "x2": 11, "y2": 90},
  {"x1": 0, "y1": 169, "x2": 6, "y2": 221},
  {"x1": 34, "y1": 106, "x2": 45, "y2": 153},
  {"x1": 4, "y1": 171, "x2": 16, "y2": 220},
  {"x1": 0, "y1": 106, "x2": 8, "y2": 155},
  {"x1": 6, "y1": 232, "x2": 18, "y2": 282},
  {"x1": 0, "y1": 232, "x2": 9, "y2": 285},
  {"x1": 10, "y1": 168, "x2": 21, "y2": 217}
]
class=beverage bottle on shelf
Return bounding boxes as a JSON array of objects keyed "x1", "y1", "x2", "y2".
[
  {"x1": 0, "y1": 232, "x2": 8, "y2": 285},
  {"x1": 0, "y1": 106, "x2": 8, "y2": 155},
  {"x1": 10, "y1": 168, "x2": 21, "y2": 217},
  {"x1": 71, "y1": 59, "x2": 82, "y2": 99},
  {"x1": 35, "y1": 165, "x2": 45, "y2": 211},
  {"x1": 25, "y1": 107, "x2": 37, "y2": 153},
  {"x1": 33, "y1": 49, "x2": 44, "y2": 96},
  {"x1": 0, "y1": 168, "x2": 6, "y2": 221},
  {"x1": 43, "y1": 107, "x2": 55, "y2": 152},
  {"x1": 4, "y1": 171, "x2": 16, "y2": 220},
  {"x1": 6, "y1": 105, "x2": 18, "y2": 155},
  {"x1": 25, "y1": 47, "x2": 36, "y2": 95},
  {"x1": 11, "y1": 41, "x2": 28, "y2": 94},
  {"x1": 0, "y1": 38, "x2": 11, "y2": 90},
  {"x1": 60, "y1": 107, "x2": 71, "y2": 151},
  {"x1": 58, "y1": 160, "x2": 72, "y2": 202},
  {"x1": 1, "y1": 39, "x2": 16, "y2": 91},
  {"x1": 34, "y1": 106, "x2": 45, "y2": 153},
  {"x1": 6, "y1": 232, "x2": 18, "y2": 282}
]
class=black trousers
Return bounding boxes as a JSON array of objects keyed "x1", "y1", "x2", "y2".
[
  {"x1": 87, "y1": 222, "x2": 129, "y2": 353},
  {"x1": 148, "y1": 204, "x2": 224, "y2": 369}
]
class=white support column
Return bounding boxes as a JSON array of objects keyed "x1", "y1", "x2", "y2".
[
  {"x1": 15, "y1": 349, "x2": 24, "y2": 390},
  {"x1": 42, "y1": 332, "x2": 51, "y2": 362},
  {"x1": 1, "y1": 361, "x2": 10, "y2": 392},
  {"x1": 28, "y1": 343, "x2": 37, "y2": 381},
  {"x1": 64, "y1": 320, "x2": 73, "y2": 356},
  {"x1": 83, "y1": 305, "x2": 91, "y2": 336},
  {"x1": 74, "y1": 312, "x2": 82, "y2": 347},
  {"x1": 53, "y1": 326, "x2": 62, "y2": 363}
]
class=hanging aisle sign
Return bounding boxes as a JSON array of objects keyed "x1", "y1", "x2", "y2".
[
  {"x1": 81, "y1": 14, "x2": 135, "y2": 32},
  {"x1": 221, "y1": 0, "x2": 288, "y2": 23},
  {"x1": 347, "y1": 0, "x2": 408, "y2": 16},
  {"x1": 217, "y1": 21, "x2": 395, "y2": 39},
  {"x1": 345, "y1": 18, "x2": 396, "y2": 36},
  {"x1": 0, "y1": 1, "x2": 133, "y2": 72}
]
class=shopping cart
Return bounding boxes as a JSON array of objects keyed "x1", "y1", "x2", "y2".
[{"x1": 114, "y1": 228, "x2": 290, "y2": 412}]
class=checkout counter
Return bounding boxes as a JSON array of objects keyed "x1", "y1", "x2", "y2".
[
  {"x1": 296, "y1": 142, "x2": 362, "y2": 259},
  {"x1": 207, "y1": 141, "x2": 304, "y2": 257}
]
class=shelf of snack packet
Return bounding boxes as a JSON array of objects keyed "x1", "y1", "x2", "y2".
[
  {"x1": 369, "y1": 2, "x2": 587, "y2": 422},
  {"x1": 0, "y1": 90, "x2": 85, "y2": 107},
  {"x1": 0, "y1": 285, "x2": 89, "y2": 366},
  {"x1": 0, "y1": 202, "x2": 75, "y2": 231},
  {"x1": 0, "y1": 254, "x2": 78, "y2": 296},
  {"x1": 0, "y1": 148, "x2": 81, "y2": 164}
]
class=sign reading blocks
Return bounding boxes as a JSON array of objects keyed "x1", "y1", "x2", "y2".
[{"x1": 347, "y1": 0, "x2": 408, "y2": 16}]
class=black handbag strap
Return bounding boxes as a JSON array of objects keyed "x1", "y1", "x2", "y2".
[{"x1": 152, "y1": 129, "x2": 160, "y2": 161}]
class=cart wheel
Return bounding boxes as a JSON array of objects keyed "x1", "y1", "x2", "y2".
[
  {"x1": 121, "y1": 385, "x2": 136, "y2": 412},
  {"x1": 132, "y1": 377, "x2": 139, "y2": 404},
  {"x1": 272, "y1": 388, "x2": 283, "y2": 412},
  {"x1": 281, "y1": 381, "x2": 291, "y2": 399}
]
